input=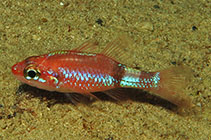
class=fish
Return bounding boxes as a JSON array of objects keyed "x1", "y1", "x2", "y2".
[{"x1": 11, "y1": 36, "x2": 193, "y2": 108}]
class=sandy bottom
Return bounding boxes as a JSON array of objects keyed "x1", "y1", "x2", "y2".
[{"x1": 0, "y1": 0, "x2": 210, "y2": 140}]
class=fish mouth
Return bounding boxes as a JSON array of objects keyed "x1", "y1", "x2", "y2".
[
  {"x1": 11, "y1": 63, "x2": 23, "y2": 81},
  {"x1": 11, "y1": 63, "x2": 19, "y2": 75},
  {"x1": 11, "y1": 61, "x2": 25, "y2": 76},
  {"x1": 11, "y1": 63, "x2": 30, "y2": 84}
]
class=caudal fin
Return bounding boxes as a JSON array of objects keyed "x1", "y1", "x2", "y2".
[{"x1": 150, "y1": 66, "x2": 194, "y2": 108}]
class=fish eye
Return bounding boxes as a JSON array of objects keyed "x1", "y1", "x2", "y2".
[
  {"x1": 24, "y1": 66, "x2": 40, "y2": 80},
  {"x1": 27, "y1": 69, "x2": 37, "y2": 78}
]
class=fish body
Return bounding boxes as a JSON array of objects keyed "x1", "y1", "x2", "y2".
[{"x1": 12, "y1": 36, "x2": 193, "y2": 107}]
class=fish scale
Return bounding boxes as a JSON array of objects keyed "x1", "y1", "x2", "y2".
[{"x1": 57, "y1": 67, "x2": 117, "y2": 90}]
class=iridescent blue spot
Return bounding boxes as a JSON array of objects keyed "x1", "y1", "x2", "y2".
[
  {"x1": 122, "y1": 75, "x2": 140, "y2": 83},
  {"x1": 69, "y1": 73, "x2": 72, "y2": 78},
  {"x1": 153, "y1": 72, "x2": 160, "y2": 87},
  {"x1": 81, "y1": 76, "x2": 84, "y2": 81},
  {"x1": 87, "y1": 73, "x2": 92, "y2": 79},
  {"x1": 102, "y1": 78, "x2": 106, "y2": 84},
  {"x1": 66, "y1": 68, "x2": 70, "y2": 74},
  {"x1": 47, "y1": 69, "x2": 54, "y2": 75},
  {"x1": 73, "y1": 70, "x2": 77, "y2": 77},
  {"x1": 98, "y1": 77, "x2": 101, "y2": 83},
  {"x1": 94, "y1": 77, "x2": 98, "y2": 82},
  {"x1": 143, "y1": 78, "x2": 147, "y2": 83},
  {"x1": 63, "y1": 70, "x2": 66, "y2": 75},
  {"x1": 38, "y1": 78, "x2": 46, "y2": 83},
  {"x1": 137, "y1": 83, "x2": 142, "y2": 88},
  {"x1": 76, "y1": 76, "x2": 79, "y2": 81},
  {"x1": 65, "y1": 74, "x2": 68, "y2": 79},
  {"x1": 108, "y1": 78, "x2": 112, "y2": 85},
  {"x1": 78, "y1": 72, "x2": 84, "y2": 81}
]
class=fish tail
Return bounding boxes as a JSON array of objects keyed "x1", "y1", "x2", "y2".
[{"x1": 149, "y1": 66, "x2": 194, "y2": 108}]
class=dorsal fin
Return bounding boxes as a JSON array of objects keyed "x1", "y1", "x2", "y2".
[
  {"x1": 72, "y1": 39, "x2": 99, "y2": 53},
  {"x1": 72, "y1": 35, "x2": 134, "y2": 66},
  {"x1": 101, "y1": 35, "x2": 134, "y2": 65}
]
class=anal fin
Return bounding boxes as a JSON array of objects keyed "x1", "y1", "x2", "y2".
[
  {"x1": 103, "y1": 88, "x2": 128, "y2": 101},
  {"x1": 64, "y1": 92, "x2": 99, "y2": 105}
]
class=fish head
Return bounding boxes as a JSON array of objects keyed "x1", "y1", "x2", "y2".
[{"x1": 12, "y1": 56, "x2": 59, "y2": 91}]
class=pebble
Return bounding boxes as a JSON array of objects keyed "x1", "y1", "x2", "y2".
[
  {"x1": 196, "y1": 102, "x2": 202, "y2": 107},
  {"x1": 60, "y1": 2, "x2": 64, "y2": 6},
  {"x1": 32, "y1": 35, "x2": 41, "y2": 41},
  {"x1": 136, "y1": 21, "x2": 154, "y2": 31}
]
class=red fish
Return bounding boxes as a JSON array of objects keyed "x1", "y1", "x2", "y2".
[{"x1": 11, "y1": 36, "x2": 193, "y2": 108}]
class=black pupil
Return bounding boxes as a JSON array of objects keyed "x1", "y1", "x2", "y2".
[{"x1": 28, "y1": 70, "x2": 36, "y2": 78}]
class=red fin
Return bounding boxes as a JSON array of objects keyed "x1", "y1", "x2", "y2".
[
  {"x1": 76, "y1": 91, "x2": 100, "y2": 101},
  {"x1": 102, "y1": 35, "x2": 134, "y2": 65},
  {"x1": 64, "y1": 93, "x2": 95, "y2": 105},
  {"x1": 103, "y1": 88, "x2": 128, "y2": 101},
  {"x1": 73, "y1": 40, "x2": 99, "y2": 53},
  {"x1": 150, "y1": 66, "x2": 194, "y2": 108},
  {"x1": 64, "y1": 93, "x2": 82, "y2": 105}
]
